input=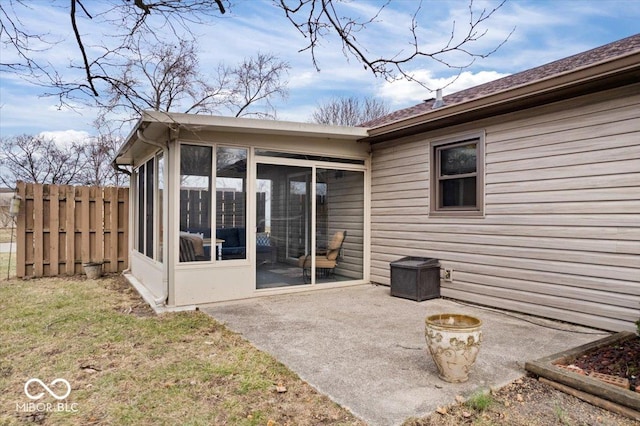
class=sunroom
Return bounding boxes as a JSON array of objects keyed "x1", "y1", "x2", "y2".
[{"x1": 114, "y1": 111, "x2": 370, "y2": 308}]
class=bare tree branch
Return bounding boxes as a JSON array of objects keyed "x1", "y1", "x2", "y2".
[
  {"x1": 1, "y1": 0, "x2": 511, "y2": 103},
  {"x1": 227, "y1": 53, "x2": 290, "y2": 119},
  {"x1": 311, "y1": 96, "x2": 389, "y2": 126},
  {"x1": 278, "y1": 0, "x2": 513, "y2": 90},
  {"x1": 94, "y1": 38, "x2": 289, "y2": 126},
  {"x1": 70, "y1": 0, "x2": 98, "y2": 96},
  {"x1": 1, "y1": 0, "x2": 231, "y2": 103}
]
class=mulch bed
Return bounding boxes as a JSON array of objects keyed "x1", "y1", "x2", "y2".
[{"x1": 569, "y1": 335, "x2": 640, "y2": 392}]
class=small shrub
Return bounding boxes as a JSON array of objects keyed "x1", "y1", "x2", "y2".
[{"x1": 465, "y1": 390, "x2": 493, "y2": 412}]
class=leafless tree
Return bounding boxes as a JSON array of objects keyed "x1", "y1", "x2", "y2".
[
  {"x1": 0, "y1": 135, "x2": 87, "y2": 186},
  {"x1": 96, "y1": 38, "x2": 224, "y2": 126},
  {"x1": 78, "y1": 133, "x2": 126, "y2": 187},
  {"x1": 311, "y1": 96, "x2": 390, "y2": 126},
  {"x1": 0, "y1": 130, "x2": 127, "y2": 188},
  {"x1": 97, "y1": 39, "x2": 289, "y2": 126},
  {"x1": 224, "y1": 53, "x2": 290, "y2": 119},
  {"x1": 0, "y1": 195, "x2": 14, "y2": 228},
  {"x1": 1, "y1": 0, "x2": 511, "y2": 102}
]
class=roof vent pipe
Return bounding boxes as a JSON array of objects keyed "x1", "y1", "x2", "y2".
[{"x1": 432, "y1": 89, "x2": 445, "y2": 109}]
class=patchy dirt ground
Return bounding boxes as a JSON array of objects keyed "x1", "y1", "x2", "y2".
[
  {"x1": 406, "y1": 334, "x2": 640, "y2": 425},
  {"x1": 4, "y1": 274, "x2": 638, "y2": 425},
  {"x1": 404, "y1": 375, "x2": 638, "y2": 426},
  {"x1": 1, "y1": 275, "x2": 365, "y2": 426}
]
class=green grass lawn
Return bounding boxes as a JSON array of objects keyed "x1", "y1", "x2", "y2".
[
  {"x1": 0, "y1": 227, "x2": 14, "y2": 244},
  {"x1": 0, "y1": 275, "x2": 363, "y2": 425},
  {"x1": 0, "y1": 252, "x2": 16, "y2": 280}
]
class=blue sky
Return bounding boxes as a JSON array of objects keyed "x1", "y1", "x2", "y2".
[{"x1": 0, "y1": 0, "x2": 639, "y2": 145}]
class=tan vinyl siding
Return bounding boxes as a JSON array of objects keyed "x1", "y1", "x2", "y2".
[{"x1": 370, "y1": 84, "x2": 640, "y2": 332}]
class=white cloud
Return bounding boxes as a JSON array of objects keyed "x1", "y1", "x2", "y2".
[
  {"x1": 376, "y1": 70, "x2": 510, "y2": 106},
  {"x1": 0, "y1": 89, "x2": 97, "y2": 136},
  {"x1": 38, "y1": 130, "x2": 92, "y2": 148},
  {"x1": 277, "y1": 103, "x2": 317, "y2": 123},
  {"x1": 288, "y1": 71, "x2": 319, "y2": 89}
]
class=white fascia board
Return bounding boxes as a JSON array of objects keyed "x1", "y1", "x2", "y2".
[{"x1": 142, "y1": 110, "x2": 370, "y2": 139}]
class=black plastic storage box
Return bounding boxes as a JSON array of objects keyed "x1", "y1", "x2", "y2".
[{"x1": 390, "y1": 257, "x2": 440, "y2": 301}]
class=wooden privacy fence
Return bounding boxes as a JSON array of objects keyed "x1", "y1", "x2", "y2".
[
  {"x1": 179, "y1": 189, "x2": 265, "y2": 230},
  {"x1": 16, "y1": 182, "x2": 129, "y2": 277}
]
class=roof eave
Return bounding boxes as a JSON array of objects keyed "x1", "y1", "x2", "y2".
[
  {"x1": 139, "y1": 110, "x2": 369, "y2": 139},
  {"x1": 113, "y1": 115, "x2": 145, "y2": 166},
  {"x1": 113, "y1": 111, "x2": 370, "y2": 165}
]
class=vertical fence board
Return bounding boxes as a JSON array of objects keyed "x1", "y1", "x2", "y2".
[
  {"x1": 65, "y1": 185, "x2": 76, "y2": 275},
  {"x1": 42, "y1": 185, "x2": 50, "y2": 276},
  {"x1": 16, "y1": 182, "x2": 26, "y2": 278},
  {"x1": 95, "y1": 187, "x2": 104, "y2": 264},
  {"x1": 25, "y1": 184, "x2": 34, "y2": 276},
  {"x1": 33, "y1": 184, "x2": 44, "y2": 276},
  {"x1": 80, "y1": 186, "x2": 90, "y2": 263},
  {"x1": 109, "y1": 187, "x2": 119, "y2": 273},
  {"x1": 50, "y1": 185, "x2": 60, "y2": 275}
]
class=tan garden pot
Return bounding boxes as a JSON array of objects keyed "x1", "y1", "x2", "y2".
[
  {"x1": 425, "y1": 313, "x2": 483, "y2": 383},
  {"x1": 83, "y1": 262, "x2": 103, "y2": 279}
]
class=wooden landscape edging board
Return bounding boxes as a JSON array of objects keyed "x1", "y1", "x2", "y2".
[{"x1": 525, "y1": 331, "x2": 640, "y2": 414}]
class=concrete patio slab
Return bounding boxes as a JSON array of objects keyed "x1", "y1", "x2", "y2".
[{"x1": 202, "y1": 284, "x2": 610, "y2": 426}]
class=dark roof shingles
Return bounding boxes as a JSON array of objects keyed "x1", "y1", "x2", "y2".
[{"x1": 362, "y1": 33, "x2": 640, "y2": 128}]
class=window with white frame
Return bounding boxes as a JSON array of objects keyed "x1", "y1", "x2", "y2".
[
  {"x1": 135, "y1": 155, "x2": 161, "y2": 259},
  {"x1": 431, "y1": 134, "x2": 484, "y2": 215},
  {"x1": 178, "y1": 144, "x2": 248, "y2": 263}
]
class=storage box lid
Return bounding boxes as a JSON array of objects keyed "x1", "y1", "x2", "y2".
[{"x1": 390, "y1": 256, "x2": 439, "y2": 268}]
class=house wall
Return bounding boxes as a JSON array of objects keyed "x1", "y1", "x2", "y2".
[{"x1": 370, "y1": 84, "x2": 640, "y2": 332}]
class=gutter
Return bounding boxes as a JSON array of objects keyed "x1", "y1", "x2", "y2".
[
  {"x1": 136, "y1": 127, "x2": 169, "y2": 150},
  {"x1": 111, "y1": 161, "x2": 132, "y2": 176},
  {"x1": 112, "y1": 116, "x2": 145, "y2": 167}
]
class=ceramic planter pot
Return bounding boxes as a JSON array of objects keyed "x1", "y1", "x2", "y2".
[
  {"x1": 425, "y1": 313, "x2": 483, "y2": 383},
  {"x1": 83, "y1": 262, "x2": 103, "y2": 279}
]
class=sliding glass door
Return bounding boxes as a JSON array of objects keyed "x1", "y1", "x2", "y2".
[
  {"x1": 256, "y1": 164, "x2": 312, "y2": 289},
  {"x1": 256, "y1": 159, "x2": 364, "y2": 289}
]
